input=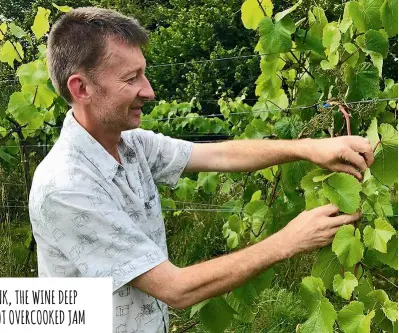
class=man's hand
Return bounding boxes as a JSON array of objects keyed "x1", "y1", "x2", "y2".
[
  {"x1": 305, "y1": 136, "x2": 374, "y2": 180},
  {"x1": 279, "y1": 204, "x2": 361, "y2": 258}
]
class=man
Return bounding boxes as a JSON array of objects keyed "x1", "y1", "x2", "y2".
[{"x1": 29, "y1": 7, "x2": 374, "y2": 333}]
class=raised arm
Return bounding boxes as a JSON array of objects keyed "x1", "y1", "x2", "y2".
[
  {"x1": 185, "y1": 136, "x2": 374, "y2": 180},
  {"x1": 131, "y1": 204, "x2": 361, "y2": 309}
]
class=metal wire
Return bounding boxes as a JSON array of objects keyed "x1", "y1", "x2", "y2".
[
  {"x1": 1, "y1": 203, "x2": 398, "y2": 216},
  {"x1": 0, "y1": 97, "x2": 396, "y2": 134},
  {"x1": 147, "y1": 51, "x2": 280, "y2": 69},
  {"x1": 0, "y1": 51, "x2": 279, "y2": 84}
]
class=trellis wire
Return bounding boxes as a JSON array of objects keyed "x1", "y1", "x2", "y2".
[
  {"x1": 0, "y1": 97, "x2": 397, "y2": 135},
  {"x1": 1, "y1": 204, "x2": 398, "y2": 216},
  {"x1": 0, "y1": 50, "x2": 283, "y2": 84}
]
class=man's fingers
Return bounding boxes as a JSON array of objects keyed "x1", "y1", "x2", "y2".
[
  {"x1": 341, "y1": 150, "x2": 368, "y2": 172},
  {"x1": 336, "y1": 163, "x2": 363, "y2": 180},
  {"x1": 361, "y1": 151, "x2": 375, "y2": 168},
  {"x1": 314, "y1": 204, "x2": 339, "y2": 216},
  {"x1": 330, "y1": 212, "x2": 362, "y2": 228},
  {"x1": 348, "y1": 137, "x2": 375, "y2": 167}
]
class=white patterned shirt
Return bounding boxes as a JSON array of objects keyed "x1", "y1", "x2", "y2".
[{"x1": 29, "y1": 110, "x2": 193, "y2": 333}]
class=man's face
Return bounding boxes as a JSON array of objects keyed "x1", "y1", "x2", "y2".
[{"x1": 87, "y1": 38, "x2": 155, "y2": 132}]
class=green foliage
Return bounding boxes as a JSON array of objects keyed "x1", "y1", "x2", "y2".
[
  {"x1": 332, "y1": 225, "x2": 364, "y2": 268},
  {"x1": 299, "y1": 276, "x2": 337, "y2": 333},
  {"x1": 333, "y1": 272, "x2": 358, "y2": 300},
  {"x1": 337, "y1": 301, "x2": 375, "y2": 333},
  {"x1": 0, "y1": 1, "x2": 397, "y2": 332}
]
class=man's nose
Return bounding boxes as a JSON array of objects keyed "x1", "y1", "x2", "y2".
[{"x1": 138, "y1": 75, "x2": 155, "y2": 101}]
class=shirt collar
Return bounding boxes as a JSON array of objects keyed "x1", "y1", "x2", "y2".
[{"x1": 60, "y1": 109, "x2": 120, "y2": 182}]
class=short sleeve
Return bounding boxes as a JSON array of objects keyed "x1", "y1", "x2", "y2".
[
  {"x1": 39, "y1": 188, "x2": 167, "y2": 292},
  {"x1": 131, "y1": 129, "x2": 193, "y2": 187}
]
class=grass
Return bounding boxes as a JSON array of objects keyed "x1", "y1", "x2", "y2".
[{"x1": 0, "y1": 219, "x2": 37, "y2": 278}]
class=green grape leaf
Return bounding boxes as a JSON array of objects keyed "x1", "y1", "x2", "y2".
[
  {"x1": 282, "y1": 160, "x2": 314, "y2": 193},
  {"x1": 355, "y1": 275, "x2": 375, "y2": 310},
  {"x1": 366, "y1": 117, "x2": 379, "y2": 149},
  {"x1": 312, "y1": 246, "x2": 342, "y2": 290},
  {"x1": 338, "y1": 301, "x2": 375, "y2": 333},
  {"x1": 7, "y1": 91, "x2": 29, "y2": 114},
  {"x1": 245, "y1": 200, "x2": 271, "y2": 220},
  {"x1": 299, "y1": 276, "x2": 337, "y2": 333},
  {"x1": 226, "y1": 294, "x2": 255, "y2": 323},
  {"x1": 221, "y1": 178, "x2": 233, "y2": 194},
  {"x1": 308, "y1": 7, "x2": 328, "y2": 27},
  {"x1": 301, "y1": 169, "x2": 329, "y2": 191},
  {"x1": 227, "y1": 269, "x2": 273, "y2": 323},
  {"x1": 322, "y1": 173, "x2": 362, "y2": 214},
  {"x1": 220, "y1": 200, "x2": 244, "y2": 219},
  {"x1": 0, "y1": 41, "x2": 19, "y2": 68},
  {"x1": 160, "y1": 197, "x2": 176, "y2": 210},
  {"x1": 222, "y1": 222, "x2": 231, "y2": 238},
  {"x1": 302, "y1": 22, "x2": 325, "y2": 56},
  {"x1": 361, "y1": 176, "x2": 393, "y2": 220},
  {"x1": 244, "y1": 118, "x2": 272, "y2": 138},
  {"x1": 341, "y1": 6, "x2": 353, "y2": 32},
  {"x1": 332, "y1": 225, "x2": 364, "y2": 268},
  {"x1": 343, "y1": 43, "x2": 359, "y2": 67},
  {"x1": 0, "y1": 22, "x2": 7, "y2": 38},
  {"x1": 190, "y1": 299, "x2": 210, "y2": 318},
  {"x1": 365, "y1": 29, "x2": 389, "y2": 58},
  {"x1": 199, "y1": 297, "x2": 236, "y2": 333},
  {"x1": 380, "y1": 0, "x2": 398, "y2": 37},
  {"x1": 17, "y1": 60, "x2": 49, "y2": 86},
  {"x1": 259, "y1": 16, "x2": 295, "y2": 54},
  {"x1": 9, "y1": 23, "x2": 26, "y2": 38},
  {"x1": 378, "y1": 236, "x2": 398, "y2": 269},
  {"x1": 227, "y1": 231, "x2": 239, "y2": 249},
  {"x1": 348, "y1": 0, "x2": 384, "y2": 33},
  {"x1": 197, "y1": 172, "x2": 219, "y2": 193},
  {"x1": 367, "y1": 289, "x2": 389, "y2": 304},
  {"x1": 323, "y1": 23, "x2": 341, "y2": 53},
  {"x1": 333, "y1": 272, "x2": 358, "y2": 300},
  {"x1": 31, "y1": 7, "x2": 51, "y2": 40},
  {"x1": 228, "y1": 214, "x2": 242, "y2": 234},
  {"x1": 255, "y1": 57, "x2": 284, "y2": 97},
  {"x1": 241, "y1": 0, "x2": 273, "y2": 29},
  {"x1": 382, "y1": 300, "x2": 398, "y2": 322},
  {"x1": 251, "y1": 190, "x2": 262, "y2": 202},
  {"x1": 23, "y1": 84, "x2": 56, "y2": 108},
  {"x1": 274, "y1": 115, "x2": 303, "y2": 139},
  {"x1": 0, "y1": 148, "x2": 17, "y2": 164},
  {"x1": 369, "y1": 50, "x2": 383, "y2": 77},
  {"x1": 294, "y1": 74, "x2": 321, "y2": 107},
  {"x1": 371, "y1": 124, "x2": 398, "y2": 186},
  {"x1": 253, "y1": 268, "x2": 274, "y2": 294},
  {"x1": 175, "y1": 177, "x2": 196, "y2": 199},
  {"x1": 275, "y1": 0, "x2": 302, "y2": 22},
  {"x1": 363, "y1": 218, "x2": 396, "y2": 253},
  {"x1": 346, "y1": 62, "x2": 380, "y2": 102},
  {"x1": 52, "y1": 2, "x2": 72, "y2": 12}
]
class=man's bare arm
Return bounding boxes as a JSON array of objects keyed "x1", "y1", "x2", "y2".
[
  {"x1": 131, "y1": 205, "x2": 361, "y2": 309},
  {"x1": 185, "y1": 136, "x2": 373, "y2": 180}
]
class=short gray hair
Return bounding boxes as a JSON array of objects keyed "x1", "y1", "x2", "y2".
[{"x1": 47, "y1": 7, "x2": 149, "y2": 104}]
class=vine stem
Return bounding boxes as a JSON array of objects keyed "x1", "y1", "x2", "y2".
[
  {"x1": 177, "y1": 321, "x2": 200, "y2": 333},
  {"x1": 338, "y1": 104, "x2": 352, "y2": 136},
  {"x1": 289, "y1": 50, "x2": 315, "y2": 79},
  {"x1": 337, "y1": 47, "x2": 360, "y2": 67},
  {"x1": 255, "y1": 0, "x2": 268, "y2": 17},
  {"x1": 0, "y1": 28, "x2": 24, "y2": 62},
  {"x1": 361, "y1": 263, "x2": 398, "y2": 288}
]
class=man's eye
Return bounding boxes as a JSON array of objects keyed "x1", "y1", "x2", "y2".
[{"x1": 127, "y1": 76, "x2": 137, "y2": 83}]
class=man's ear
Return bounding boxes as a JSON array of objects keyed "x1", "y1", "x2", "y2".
[{"x1": 67, "y1": 74, "x2": 93, "y2": 104}]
